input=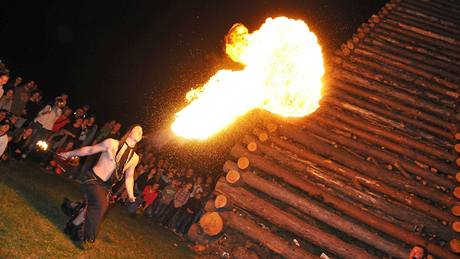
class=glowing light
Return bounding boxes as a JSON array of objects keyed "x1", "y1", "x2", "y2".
[
  {"x1": 36, "y1": 140, "x2": 49, "y2": 151},
  {"x1": 172, "y1": 17, "x2": 325, "y2": 140}
]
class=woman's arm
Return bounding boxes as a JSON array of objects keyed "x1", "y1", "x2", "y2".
[
  {"x1": 59, "y1": 138, "x2": 111, "y2": 158},
  {"x1": 124, "y1": 155, "x2": 139, "y2": 202}
]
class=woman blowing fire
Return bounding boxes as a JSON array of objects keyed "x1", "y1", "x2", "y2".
[{"x1": 59, "y1": 125, "x2": 143, "y2": 249}]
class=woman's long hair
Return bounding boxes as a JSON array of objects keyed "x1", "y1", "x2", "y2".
[{"x1": 118, "y1": 124, "x2": 142, "y2": 149}]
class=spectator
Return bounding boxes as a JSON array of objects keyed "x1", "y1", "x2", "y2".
[
  {"x1": 0, "y1": 70, "x2": 9, "y2": 99},
  {"x1": 0, "y1": 109, "x2": 7, "y2": 123},
  {"x1": 174, "y1": 192, "x2": 203, "y2": 236},
  {"x1": 49, "y1": 118, "x2": 83, "y2": 150},
  {"x1": 5, "y1": 76, "x2": 22, "y2": 92},
  {"x1": 154, "y1": 179, "x2": 180, "y2": 217},
  {"x1": 11, "y1": 80, "x2": 36, "y2": 116},
  {"x1": 78, "y1": 115, "x2": 98, "y2": 147},
  {"x1": 190, "y1": 176, "x2": 203, "y2": 197},
  {"x1": 23, "y1": 90, "x2": 42, "y2": 124},
  {"x1": 93, "y1": 121, "x2": 121, "y2": 144},
  {"x1": 160, "y1": 182, "x2": 193, "y2": 227},
  {"x1": 141, "y1": 183, "x2": 160, "y2": 211},
  {"x1": 52, "y1": 107, "x2": 72, "y2": 132},
  {"x1": 0, "y1": 119, "x2": 10, "y2": 158},
  {"x1": 26, "y1": 97, "x2": 65, "y2": 156},
  {"x1": 0, "y1": 89, "x2": 14, "y2": 111},
  {"x1": 8, "y1": 127, "x2": 34, "y2": 160},
  {"x1": 181, "y1": 168, "x2": 195, "y2": 185}
]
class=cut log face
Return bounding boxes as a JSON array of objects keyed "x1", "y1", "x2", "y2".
[
  {"x1": 226, "y1": 169, "x2": 241, "y2": 184},
  {"x1": 450, "y1": 239, "x2": 460, "y2": 254},
  {"x1": 247, "y1": 142, "x2": 258, "y2": 152},
  {"x1": 237, "y1": 157, "x2": 250, "y2": 170},
  {"x1": 214, "y1": 195, "x2": 228, "y2": 209},
  {"x1": 199, "y1": 212, "x2": 224, "y2": 236}
]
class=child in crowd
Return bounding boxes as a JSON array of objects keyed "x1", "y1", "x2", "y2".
[{"x1": 141, "y1": 183, "x2": 160, "y2": 212}]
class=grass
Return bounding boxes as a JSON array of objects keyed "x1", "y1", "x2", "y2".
[{"x1": 0, "y1": 161, "x2": 194, "y2": 258}]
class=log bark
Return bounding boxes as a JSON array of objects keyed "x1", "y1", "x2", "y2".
[
  {"x1": 318, "y1": 107, "x2": 456, "y2": 174},
  {"x1": 398, "y1": 2, "x2": 460, "y2": 29},
  {"x1": 379, "y1": 20, "x2": 460, "y2": 57},
  {"x1": 242, "y1": 134, "x2": 457, "y2": 237},
  {"x1": 383, "y1": 16, "x2": 460, "y2": 45},
  {"x1": 222, "y1": 160, "x2": 410, "y2": 259},
  {"x1": 403, "y1": 0, "x2": 460, "y2": 23},
  {"x1": 215, "y1": 179, "x2": 378, "y2": 259},
  {"x1": 390, "y1": 9, "x2": 460, "y2": 38},
  {"x1": 279, "y1": 121, "x2": 455, "y2": 188},
  {"x1": 330, "y1": 75, "x2": 452, "y2": 130},
  {"x1": 328, "y1": 92, "x2": 453, "y2": 141},
  {"x1": 346, "y1": 52, "x2": 458, "y2": 100},
  {"x1": 373, "y1": 26, "x2": 460, "y2": 64},
  {"x1": 362, "y1": 36, "x2": 460, "y2": 80},
  {"x1": 257, "y1": 125, "x2": 456, "y2": 207},
  {"x1": 219, "y1": 211, "x2": 319, "y2": 259},
  {"x1": 324, "y1": 94, "x2": 453, "y2": 148},
  {"x1": 336, "y1": 59, "x2": 453, "y2": 117},
  {"x1": 354, "y1": 41, "x2": 457, "y2": 90},
  {"x1": 229, "y1": 144, "x2": 457, "y2": 259}
]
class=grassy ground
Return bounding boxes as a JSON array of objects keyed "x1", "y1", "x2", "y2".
[{"x1": 0, "y1": 161, "x2": 194, "y2": 258}]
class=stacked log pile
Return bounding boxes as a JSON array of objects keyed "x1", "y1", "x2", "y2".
[{"x1": 196, "y1": 0, "x2": 460, "y2": 258}]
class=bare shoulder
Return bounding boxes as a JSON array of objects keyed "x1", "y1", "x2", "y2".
[{"x1": 102, "y1": 138, "x2": 119, "y2": 147}]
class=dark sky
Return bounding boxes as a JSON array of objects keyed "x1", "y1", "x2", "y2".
[{"x1": 1, "y1": 0, "x2": 387, "y2": 133}]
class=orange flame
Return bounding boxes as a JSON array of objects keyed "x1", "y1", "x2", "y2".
[{"x1": 172, "y1": 17, "x2": 325, "y2": 140}]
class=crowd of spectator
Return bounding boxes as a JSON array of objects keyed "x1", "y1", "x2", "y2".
[{"x1": 0, "y1": 61, "x2": 214, "y2": 238}]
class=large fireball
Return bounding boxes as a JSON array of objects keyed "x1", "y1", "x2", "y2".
[{"x1": 172, "y1": 17, "x2": 325, "y2": 140}]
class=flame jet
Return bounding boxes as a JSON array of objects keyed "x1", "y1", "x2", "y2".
[{"x1": 172, "y1": 17, "x2": 325, "y2": 140}]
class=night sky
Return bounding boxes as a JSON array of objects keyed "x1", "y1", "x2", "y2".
[{"x1": 1, "y1": 0, "x2": 387, "y2": 169}]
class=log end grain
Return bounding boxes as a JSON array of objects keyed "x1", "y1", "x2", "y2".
[
  {"x1": 247, "y1": 142, "x2": 258, "y2": 152},
  {"x1": 450, "y1": 239, "x2": 460, "y2": 253},
  {"x1": 452, "y1": 221, "x2": 460, "y2": 233},
  {"x1": 199, "y1": 212, "x2": 224, "y2": 236},
  {"x1": 237, "y1": 157, "x2": 250, "y2": 170},
  {"x1": 452, "y1": 206, "x2": 460, "y2": 217},
  {"x1": 215, "y1": 195, "x2": 228, "y2": 209},
  {"x1": 226, "y1": 169, "x2": 241, "y2": 184},
  {"x1": 454, "y1": 187, "x2": 460, "y2": 199}
]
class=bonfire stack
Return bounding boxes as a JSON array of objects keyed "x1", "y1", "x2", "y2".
[{"x1": 193, "y1": 0, "x2": 460, "y2": 258}]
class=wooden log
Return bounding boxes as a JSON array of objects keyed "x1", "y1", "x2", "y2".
[
  {"x1": 347, "y1": 52, "x2": 459, "y2": 100},
  {"x1": 329, "y1": 92, "x2": 453, "y2": 141},
  {"x1": 373, "y1": 26, "x2": 460, "y2": 64},
  {"x1": 324, "y1": 94, "x2": 453, "y2": 149},
  {"x1": 355, "y1": 40, "x2": 458, "y2": 90},
  {"x1": 331, "y1": 74, "x2": 452, "y2": 130},
  {"x1": 247, "y1": 142, "x2": 258, "y2": 152},
  {"x1": 399, "y1": 0, "x2": 460, "y2": 24},
  {"x1": 396, "y1": 5, "x2": 459, "y2": 30},
  {"x1": 390, "y1": 9, "x2": 460, "y2": 38},
  {"x1": 258, "y1": 126, "x2": 456, "y2": 207},
  {"x1": 242, "y1": 134, "x2": 457, "y2": 232},
  {"x1": 223, "y1": 161, "x2": 409, "y2": 258},
  {"x1": 226, "y1": 169, "x2": 242, "y2": 184},
  {"x1": 336, "y1": 60, "x2": 453, "y2": 117},
  {"x1": 450, "y1": 239, "x2": 460, "y2": 254},
  {"x1": 237, "y1": 156, "x2": 250, "y2": 170},
  {"x1": 404, "y1": 0, "x2": 460, "y2": 21},
  {"x1": 318, "y1": 108, "x2": 456, "y2": 175},
  {"x1": 214, "y1": 194, "x2": 228, "y2": 209},
  {"x1": 379, "y1": 19, "x2": 460, "y2": 56},
  {"x1": 362, "y1": 37, "x2": 460, "y2": 80},
  {"x1": 229, "y1": 144, "x2": 457, "y2": 258},
  {"x1": 215, "y1": 179, "x2": 378, "y2": 259},
  {"x1": 279, "y1": 122, "x2": 455, "y2": 189},
  {"x1": 199, "y1": 212, "x2": 224, "y2": 236},
  {"x1": 388, "y1": 10, "x2": 460, "y2": 41},
  {"x1": 219, "y1": 211, "x2": 319, "y2": 259},
  {"x1": 384, "y1": 16, "x2": 460, "y2": 45}
]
